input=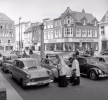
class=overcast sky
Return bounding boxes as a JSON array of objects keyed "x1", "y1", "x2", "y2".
[{"x1": 0, "y1": 0, "x2": 108, "y2": 24}]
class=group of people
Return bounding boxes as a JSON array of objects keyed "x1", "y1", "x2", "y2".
[{"x1": 46, "y1": 53, "x2": 80, "y2": 87}]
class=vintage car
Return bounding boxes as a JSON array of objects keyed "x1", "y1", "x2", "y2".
[
  {"x1": 10, "y1": 58, "x2": 53, "y2": 88},
  {"x1": 95, "y1": 55, "x2": 108, "y2": 63},
  {"x1": 1, "y1": 54, "x2": 18, "y2": 73},
  {"x1": 76, "y1": 56, "x2": 108, "y2": 80},
  {"x1": 0, "y1": 53, "x2": 3, "y2": 66},
  {"x1": 41, "y1": 55, "x2": 71, "y2": 81}
]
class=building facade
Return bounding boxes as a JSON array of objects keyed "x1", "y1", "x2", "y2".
[
  {"x1": 24, "y1": 22, "x2": 41, "y2": 50},
  {"x1": 0, "y1": 13, "x2": 15, "y2": 52},
  {"x1": 44, "y1": 7, "x2": 99, "y2": 52},
  {"x1": 15, "y1": 21, "x2": 31, "y2": 51},
  {"x1": 99, "y1": 11, "x2": 108, "y2": 52}
]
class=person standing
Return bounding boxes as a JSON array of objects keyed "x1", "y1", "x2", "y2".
[
  {"x1": 70, "y1": 54, "x2": 80, "y2": 86},
  {"x1": 56, "y1": 55, "x2": 68, "y2": 87},
  {"x1": 29, "y1": 49, "x2": 33, "y2": 55},
  {"x1": 75, "y1": 49, "x2": 79, "y2": 56}
]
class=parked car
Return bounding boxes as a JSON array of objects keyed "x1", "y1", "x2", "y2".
[
  {"x1": 1, "y1": 54, "x2": 18, "y2": 73},
  {"x1": 41, "y1": 55, "x2": 71, "y2": 81},
  {"x1": 10, "y1": 58, "x2": 53, "y2": 88},
  {"x1": 76, "y1": 56, "x2": 108, "y2": 80},
  {"x1": 0, "y1": 53, "x2": 3, "y2": 66},
  {"x1": 95, "y1": 55, "x2": 108, "y2": 63}
]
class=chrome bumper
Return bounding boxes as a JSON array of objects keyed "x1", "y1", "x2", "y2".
[
  {"x1": 25, "y1": 79, "x2": 53, "y2": 86},
  {"x1": 99, "y1": 74, "x2": 108, "y2": 77}
]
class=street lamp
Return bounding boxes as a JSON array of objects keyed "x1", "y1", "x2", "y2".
[
  {"x1": 19, "y1": 17, "x2": 21, "y2": 52},
  {"x1": 40, "y1": 23, "x2": 44, "y2": 59}
]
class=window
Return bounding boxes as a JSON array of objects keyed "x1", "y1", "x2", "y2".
[
  {"x1": 76, "y1": 29, "x2": 81, "y2": 37},
  {"x1": 87, "y1": 29, "x2": 92, "y2": 37},
  {"x1": 9, "y1": 24, "x2": 13, "y2": 29},
  {"x1": 64, "y1": 28, "x2": 73, "y2": 37},
  {"x1": 8, "y1": 40, "x2": 10, "y2": 43},
  {"x1": 64, "y1": 16, "x2": 73, "y2": 25},
  {"x1": 5, "y1": 23, "x2": 8, "y2": 29},
  {"x1": 101, "y1": 27, "x2": 104, "y2": 35},
  {"x1": 93, "y1": 30, "x2": 97, "y2": 37},
  {"x1": 83, "y1": 20, "x2": 86, "y2": 25},
  {"x1": 55, "y1": 30, "x2": 58, "y2": 38},
  {"x1": 99, "y1": 58, "x2": 105, "y2": 62},
  {"x1": 48, "y1": 31, "x2": 51, "y2": 39},
  {"x1": 50, "y1": 31, "x2": 53, "y2": 39},
  {"x1": 82, "y1": 29, "x2": 87, "y2": 37},
  {"x1": 44, "y1": 32, "x2": 47, "y2": 39},
  {"x1": 78, "y1": 58, "x2": 87, "y2": 65},
  {"x1": 44, "y1": 23, "x2": 47, "y2": 29}
]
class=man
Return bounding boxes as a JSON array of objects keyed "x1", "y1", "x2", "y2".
[
  {"x1": 70, "y1": 54, "x2": 80, "y2": 86},
  {"x1": 75, "y1": 49, "x2": 79, "y2": 56}
]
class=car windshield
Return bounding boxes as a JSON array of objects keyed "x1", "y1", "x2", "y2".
[
  {"x1": 24, "y1": 60, "x2": 41, "y2": 69},
  {"x1": 87, "y1": 57, "x2": 99, "y2": 64},
  {"x1": 105, "y1": 57, "x2": 108, "y2": 62}
]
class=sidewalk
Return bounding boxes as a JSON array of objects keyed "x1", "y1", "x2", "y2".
[{"x1": 0, "y1": 72, "x2": 23, "y2": 100}]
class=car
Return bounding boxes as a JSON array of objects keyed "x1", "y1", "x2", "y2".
[
  {"x1": 101, "y1": 52, "x2": 108, "y2": 56},
  {"x1": 0, "y1": 53, "x2": 3, "y2": 66},
  {"x1": 41, "y1": 55, "x2": 71, "y2": 81},
  {"x1": 77, "y1": 56, "x2": 108, "y2": 80},
  {"x1": 1, "y1": 54, "x2": 18, "y2": 73},
  {"x1": 10, "y1": 58, "x2": 53, "y2": 88},
  {"x1": 95, "y1": 55, "x2": 108, "y2": 63}
]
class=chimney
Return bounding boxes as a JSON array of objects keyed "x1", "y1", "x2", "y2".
[{"x1": 82, "y1": 9, "x2": 85, "y2": 13}]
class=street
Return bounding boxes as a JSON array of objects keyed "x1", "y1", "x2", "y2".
[{"x1": 1, "y1": 69, "x2": 108, "y2": 100}]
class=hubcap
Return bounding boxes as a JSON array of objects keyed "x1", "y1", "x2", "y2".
[{"x1": 90, "y1": 71, "x2": 96, "y2": 79}]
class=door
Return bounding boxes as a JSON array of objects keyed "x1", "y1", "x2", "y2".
[{"x1": 78, "y1": 58, "x2": 87, "y2": 74}]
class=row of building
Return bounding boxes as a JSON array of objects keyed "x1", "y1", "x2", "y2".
[{"x1": 0, "y1": 7, "x2": 108, "y2": 52}]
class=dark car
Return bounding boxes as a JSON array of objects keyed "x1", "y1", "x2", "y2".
[
  {"x1": 1, "y1": 54, "x2": 18, "y2": 73},
  {"x1": 71, "y1": 56, "x2": 108, "y2": 80}
]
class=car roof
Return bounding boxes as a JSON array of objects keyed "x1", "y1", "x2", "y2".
[{"x1": 17, "y1": 58, "x2": 38, "y2": 62}]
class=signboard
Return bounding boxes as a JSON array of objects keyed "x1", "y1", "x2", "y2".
[
  {"x1": 80, "y1": 39, "x2": 94, "y2": 42},
  {"x1": 48, "y1": 39, "x2": 56, "y2": 43}
]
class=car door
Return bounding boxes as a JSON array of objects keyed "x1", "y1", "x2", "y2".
[{"x1": 78, "y1": 58, "x2": 87, "y2": 74}]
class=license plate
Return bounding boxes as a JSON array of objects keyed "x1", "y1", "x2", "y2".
[{"x1": 37, "y1": 82, "x2": 44, "y2": 86}]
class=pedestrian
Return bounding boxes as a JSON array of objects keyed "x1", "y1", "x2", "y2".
[
  {"x1": 70, "y1": 54, "x2": 80, "y2": 86},
  {"x1": 75, "y1": 49, "x2": 79, "y2": 56},
  {"x1": 56, "y1": 55, "x2": 68, "y2": 87},
  {"x1": 29, "y1": 49, "x2": 33, "y2": 55}
]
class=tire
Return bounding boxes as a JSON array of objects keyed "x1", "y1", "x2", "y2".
[
  {"x1": 45, "y1": 83, "x2": 49, "y2": 86},
  {"x1": 21, "y1": 79, "x2": 26, "y2": 89},
  {"x1": 89, "y1": 70, "x2": 97, "y2": 80}
]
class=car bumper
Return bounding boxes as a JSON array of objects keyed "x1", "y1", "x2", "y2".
[
  {"x1": 25, "y1": 79, "x2": 53, "y2": 86},
  {"x1": 99, "y1": 74, "x2": 108, "y2": 77}
]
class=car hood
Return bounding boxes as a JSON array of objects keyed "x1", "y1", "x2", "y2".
[
  {"x1": 90, "y1": 62, "x2": 107, "y2": 71},
  {"x1": 25, "y1": 68, "x2": 49, "y2": 78}
]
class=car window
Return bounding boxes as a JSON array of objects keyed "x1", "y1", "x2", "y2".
[
  {"x1": 78, "y1": 58, "x2": 87, "y2": 65},
  {"x1": 99, "y1": 58, "x2": 105, "y2": 62},
  {"x1": 19, "y1": 61, "x2": 24, "y2": 69}
]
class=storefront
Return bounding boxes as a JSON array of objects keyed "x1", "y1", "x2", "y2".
[{"x1": 44, "y1": 38, "x2": 99, "y2": 52}]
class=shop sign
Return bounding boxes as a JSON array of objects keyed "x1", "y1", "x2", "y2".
[
  {"x1": 48, "y1": 39, "x2": 56, "y2": 43},
  {"x1": 80, "y1": 39, "x2": 94, "y2": 42}
]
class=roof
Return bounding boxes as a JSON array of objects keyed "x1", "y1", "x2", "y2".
[
  {"x1": 0, "y1": 13, "x2": 13, "y2": 21},
  {"x1": 24, "y1": 26, "x2": 32, "y2": 33},
  {"x1": 100, "y1": 11, "x2": 108, "y2": 23},
  {"x1": 18, "y1": 58, "x2": 38, "y2": 61}
]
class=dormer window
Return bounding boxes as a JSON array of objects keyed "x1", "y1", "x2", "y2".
[
  {"x1": 64, "y1": 16, "x2": 73, "y2": 25},
  {"x1": 83, "y1": 20, "x2": 86, "y2": 25},
  {"x1": 94, "y1": 21, "x2": 97, "y2": 26}
]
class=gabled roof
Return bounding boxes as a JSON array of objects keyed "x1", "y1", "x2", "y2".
[
  {"x1": 0, "y1": 13, "x2": 13, "y2": 21},
  {"x1": 61, "y1": 7, "x2": 96, "y2": 23},
  {"x1": 24, "y1": 26, "x2": 32, "y2": 33},
  {"x1": 100, "y1": 11, "x2": 108, "y2": 23}
]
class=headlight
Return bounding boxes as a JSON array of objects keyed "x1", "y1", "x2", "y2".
[
  {"x1": 47, "y1": 70, "x2": 52, "y2": 76},
  {"x1": 98, "y1": 69, "x2": 103, "y2": 74},
  {"x1": 26, "y1": 74, "x2": 31, "y2": 78}
]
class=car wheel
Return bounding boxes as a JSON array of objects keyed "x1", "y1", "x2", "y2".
[
  {"x1": 21, "y1": 79, "x2": 26, "y2": 89},
  {"x1": 45, "y1": 83, "x2": 49, "y2": 86},
  {"x1": 89, "y1": 70, "x2": 97, "y2": 80}
]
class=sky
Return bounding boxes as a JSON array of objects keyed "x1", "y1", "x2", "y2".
[{"x1": 0, "y1": 0, "x2": 108, "y2": 24}]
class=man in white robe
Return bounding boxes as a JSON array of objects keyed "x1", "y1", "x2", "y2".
[{"x1": 70, "y1": 54, "x2": 80, "y2": 85}]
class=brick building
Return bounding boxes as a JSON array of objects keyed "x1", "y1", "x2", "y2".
[{"x1": 0, "y1": 13, "x2": 15, "y2": 52}]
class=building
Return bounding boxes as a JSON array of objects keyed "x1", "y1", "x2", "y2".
[
  {"x1": 24, "y1": 22, "x2": 41, "y2": 50},
  {"x1": 99, "y1": 11, "x2": 108, "y2": 52},
  {"x1": 43, "y1": 7, "x2": 99, "y2": 52},
  {"x1": 15, "y1": 21, "x2": 31, "y2": 51},
  {"x1": 0, "y1": 13, "x2": 15, "y2": 52}
]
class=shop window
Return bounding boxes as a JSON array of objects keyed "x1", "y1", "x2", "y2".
[
  {"x1": 64, "y1": 43, "x2": 73, "y2": 51},
  {"x1": 101, "y1": 27, "x2": 104, "y2": 35},
  {"x1": 56, "y1": 43, "x2": 63, "y2": 51}
]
